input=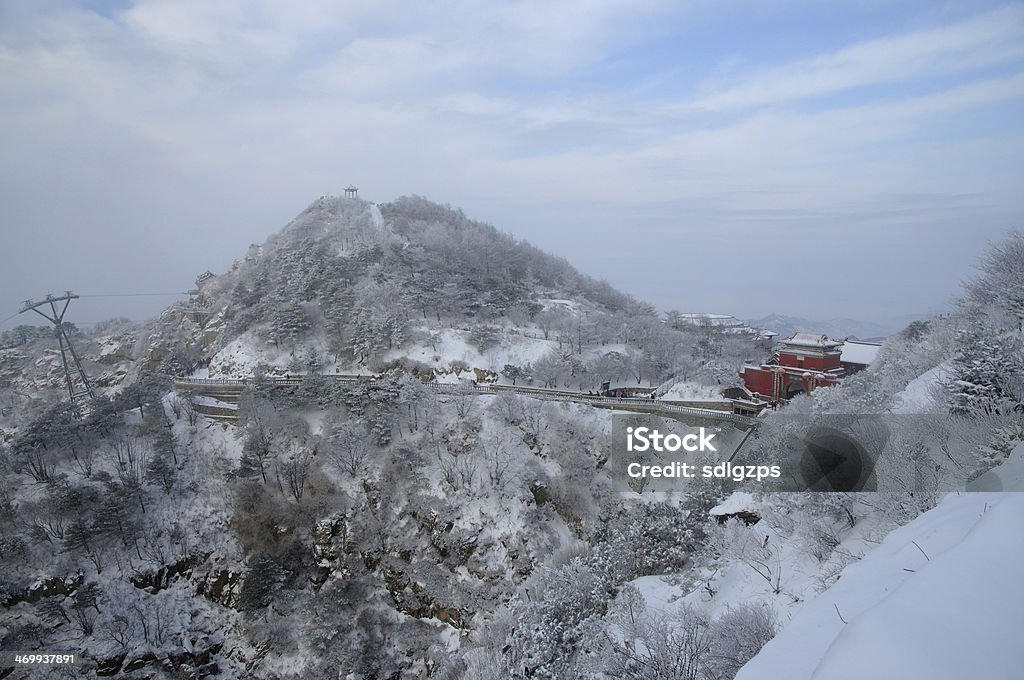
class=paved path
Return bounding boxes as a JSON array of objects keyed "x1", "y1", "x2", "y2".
[{"x1": 173, "y1": 374, "x2": 758, "y2": 427}]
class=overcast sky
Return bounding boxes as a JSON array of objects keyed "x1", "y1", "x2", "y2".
[{"x1": 2, "y1": 0, "x2": 1023, "y2": 331}]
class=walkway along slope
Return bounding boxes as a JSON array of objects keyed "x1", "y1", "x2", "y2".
[{"x1": 173, "y1": 374, "x2": 758, "y2": 427}]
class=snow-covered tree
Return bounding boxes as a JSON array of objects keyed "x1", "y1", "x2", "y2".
[
  {"x1": 947, "y1": 321, "x2": 1024, "y2": 415},
  {"x1": 962, "y1": 229, "x2": 1024, "y2": 331}
]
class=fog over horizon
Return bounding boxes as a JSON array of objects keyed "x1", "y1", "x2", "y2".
[{"x1": 3, "y1": 1, "x2": 1023, "y2": 332}]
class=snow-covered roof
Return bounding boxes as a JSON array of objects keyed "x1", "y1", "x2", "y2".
[
  {"x1": 710, "y1": 491, "x2": 757, "y2": 516},
  {"x1": 675, "y1": 313, "x2": 746, "y2": 327},
  {"x1": 840, "y1": 340, "x2": 882, "y2": 366},
  {"x1": 672, "y1": 313, "x2": 768, "y2": 336},
  {"x1": 780, "y1": 333, "x2": 843, "y2": 349},
  {"x1": 679, "y1": 313, "x2": 734, "y2": 321},
  {"x1": 602, "y1": 381, "x2": 655, "y2": 391}
]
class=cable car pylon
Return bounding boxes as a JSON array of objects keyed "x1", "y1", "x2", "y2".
[{"x1": 19, "y1": 291, "x2": 95, "y2": 407}]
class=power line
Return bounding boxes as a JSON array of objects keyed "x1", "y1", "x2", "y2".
[
  {"x1": 78, "y1": 292, "x2": 190, "y2": 299},
  {"x1": 4, "y1": 292, "x2": 190, "y2": 327}
]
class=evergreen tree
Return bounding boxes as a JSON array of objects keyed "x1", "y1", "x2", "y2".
[
  {"x1": 268, "y1": 298, "x2": 312, "y2": 347},
  {"x1": 948, "y1": 321, "x2": 1024, "y2": 415}
]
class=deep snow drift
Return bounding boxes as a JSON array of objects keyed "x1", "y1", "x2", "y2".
[{"x1": 736, "y1": 489, "x2": 1024, "y2": 680}]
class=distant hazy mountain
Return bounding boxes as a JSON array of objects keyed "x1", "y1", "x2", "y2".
[{"x1": 746, "y1": 313, "x2": 928, "y2": 341}]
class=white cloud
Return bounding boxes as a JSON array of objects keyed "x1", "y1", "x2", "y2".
[
  {"x1": 0, "y1": 1, "x2": 1021, "y2": 323},
  {"x1": 688, "y1": 5, "x2": 1024, "y2": 112}
]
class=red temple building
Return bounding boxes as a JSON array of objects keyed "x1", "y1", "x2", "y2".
[{"x1": 740, "y1": 333, "x2": 845, "y2": 402}]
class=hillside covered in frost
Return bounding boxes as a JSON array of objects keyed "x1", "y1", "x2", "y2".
[
  {"x1": 149, "y1": 194, "x2": 762, "y2": 392},
  {"x1": 0, "y1": 197, "x2": 1021, "y2": 678}
]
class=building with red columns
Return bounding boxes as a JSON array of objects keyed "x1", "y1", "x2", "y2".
[{"x1": 740, "y1": 333, "x2": 845, "y2": 402}]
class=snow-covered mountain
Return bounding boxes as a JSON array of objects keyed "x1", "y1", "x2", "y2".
[
  {"x1": 747, "y1": 313, "x2": 926, "y2": 340},
  {"x1": 137, "y1": 193, "x2": 762, "y2": 393},
  {"x1": 0, "y1": 197, "x2": 1021, "y2": 678}
]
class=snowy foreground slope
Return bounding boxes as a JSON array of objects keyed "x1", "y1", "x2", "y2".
[{"x1": 736, "y1": 491, "x2": 1024, "y2": 680}]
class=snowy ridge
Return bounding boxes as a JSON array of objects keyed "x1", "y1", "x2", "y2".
[
  {"x1": 890, "y1": 361, "x2": 951, "y2": 413},
  {"x1": 736, "y1": 492, "x2": 1024, "y2": 680}
]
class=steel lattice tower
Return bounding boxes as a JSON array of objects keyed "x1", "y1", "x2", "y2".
[{"x1": 19, "y1": 291, "x2": 95, "y2": 406}]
